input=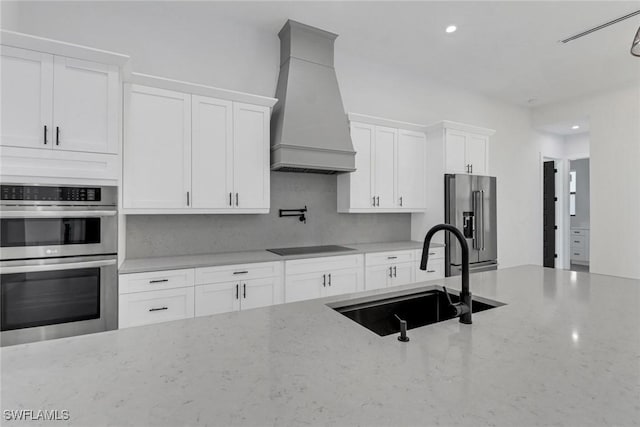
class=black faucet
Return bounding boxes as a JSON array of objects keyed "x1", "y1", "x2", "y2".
[{"x1": 420, "y1": 224, "x2": 472, "y2": 324}]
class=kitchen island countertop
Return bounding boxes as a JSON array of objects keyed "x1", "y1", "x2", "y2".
[{"x1": 2, "y1": 265, "x2": 639, "y2": 426}]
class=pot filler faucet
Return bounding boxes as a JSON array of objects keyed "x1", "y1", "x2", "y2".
[{"x1": 421, "y1": 224, "x2": 472, "y2": 324}]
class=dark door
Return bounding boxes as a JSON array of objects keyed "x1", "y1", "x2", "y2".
[{"x1": 543, "y1": 161, "x2": 556, "y2": 268}]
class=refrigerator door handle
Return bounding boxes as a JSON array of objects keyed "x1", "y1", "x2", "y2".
[
  {"x1": 480, "y1": 190, "x2": 485, "y2": 250},
  {"x1": 472, "y1": 191, "x2": 480, "y2": 250}
]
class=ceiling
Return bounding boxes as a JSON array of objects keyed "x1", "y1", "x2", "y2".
[
  {"x1": 537, "y1": 118, "x2": 591, "y2": 136},
  {"x1": 202, "y1": 1, "x2": 640, "y2": 107}
]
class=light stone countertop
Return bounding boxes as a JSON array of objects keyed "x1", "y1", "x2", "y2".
[
  {"x1": 2, "y1": 265, "x2": 639, "y2": 426},
  {"x1": 119, "y1": 240, "x2": 444, "y2": 274}
]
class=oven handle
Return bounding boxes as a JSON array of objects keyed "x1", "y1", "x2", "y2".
[
  {"x1": 0, "y1": 210, "x2": 117, "y2": 218},
  {"x1": 1, "y1": 259, "x2": 117, "y2": 274}
]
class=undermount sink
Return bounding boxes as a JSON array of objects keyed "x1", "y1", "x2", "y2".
[{"x1": 330, "y1": 287, "x2": 505, "y2": 336}]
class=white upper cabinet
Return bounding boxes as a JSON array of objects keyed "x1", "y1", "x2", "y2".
[
  {"x1": 191, "y1": 95, "x2": 233, "y2": 209},
  {"x1": 338, "y1": 114, "x2": 427, "y2": 213},
  {"x1": 1, "y1": 46, "x2": 53, "y2": 149},
  {"x1": 396, "y1": 129, "x2": 426, "y2": 209},
  {"x1": 52, "y1": 57, "x2": 119, "y2": 154},
  {"x1": 437, "y1": 122, "x2": 494, "y2": 175},
  {"x1": 0, "y1": 46, "x2": 119, "y2": 154},
  {"x1": 232, "y1": 102, "x2": 270, "y2": 210},
  {"x1": 124, "y1": 85, "x2": 191, "y2": 209},
  {"x1": 122, "y1": 74, "x2": 276, "y2": 214},
  {"x1": 373, "y1": 126, "x2": 396, "y2": 209}
]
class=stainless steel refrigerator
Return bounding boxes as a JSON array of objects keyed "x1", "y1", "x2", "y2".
[{"x1": 444, "y1": 174, "x2": 498, "y2": 276}]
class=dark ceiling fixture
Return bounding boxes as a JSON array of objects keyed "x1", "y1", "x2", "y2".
[
  {"x1": 559, "y1": 10, "x2": 640, "y2": 44},
  {"x1": 632, "y1": 26, "x2": 640, "y2": 56}
]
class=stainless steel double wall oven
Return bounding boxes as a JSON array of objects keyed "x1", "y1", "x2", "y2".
[{"x1": 0, "y1": 184, "x2": 118, "y2": 346}]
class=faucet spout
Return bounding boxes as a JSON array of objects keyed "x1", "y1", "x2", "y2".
[{"x1": 420, "y1": 224, "x2": 472, "y2": 324}]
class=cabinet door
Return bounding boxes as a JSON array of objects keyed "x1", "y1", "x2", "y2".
[
  {"x1": 124, "y1": 85, "x2": 191, "y2": 209},
  {"x1": 349, "y1": 122, "x2": 375, "y2": 208},
  {"x1": 465, "y1": 134, "x2": 488, "y2": 175},
  {"x1": 365, "y1": 264, "x2": 392, "y2": 290},
  {"x1": 52, "y1": 56, "x2": 118, "y2": 154},
  {"x1": 195, "y1": 282, "x2": 240, "y2": 317},
  {"x1": 233, "y1": 102, "x2": 270, "y2": 209},
  {"x1": 191, "y1": 95, "x2": 233, "y2": 208},
  {"x1": 1, "y1": 46, "x2": 53, "y2": 149},
  {"x1": 373, "y1": 126, "x2": 396, "y2": 208},
  {"x1": 240, "y1": 277, "x2": 277, "y2": 311},
  {"x1": 415, "y1": 259, "x2": 445, "y2": 282},
  {"x1": 445, "y1": 129, "x2": 467, "y2": 174},
  {"x1": 285, "y1": 272, "x2": 322, "y2": 303},
  {"x1": 324, "y1": 268, "x2": 362, "y2": 297},
  {"x1": 396, "y1": 130, "x2": 426, "y2": 209},
  {"x1": 391, "y1": 262, "x2": 414, "y2": 287}
]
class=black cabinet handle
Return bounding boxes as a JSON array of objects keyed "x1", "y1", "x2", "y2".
[
  {"x1": 236, "y1": 284, "x2": 239, "y2": 299},
  {"x1": 43, "y1": 125, "x2": 48, "y2": 145},
  {"x1": 243, "y1": 283, "x2": 246, "y2": 298},
  {"x1": 187, "y1": 191, "x2": 190, "y2": 206},
  {"x1": 389, "y1": 267, "x2": 393, "y2": 278},
  {"x1": 387, "y1": 256, "x2": 398, "y2": 260},
  {"x1": 376, "y1": 196, "x2": 380, "y2": 206},
  {"x1": 149, "y1": 307, "x2": 168, "y2": 312},
  {"x1": 229, "y1": 192, "x2": 232, "y2": 206},
  {"x1": 322, "y1": 274, "x2": 326, "y2": 287},
  {"x1": 56, "y1": 126, "x2": 60, "y2": 145},
  {"x1": 393, "y1": 266, "x2": 397, "y2": 277},
  {"x1": 149, "y1": 279, "x2": 169, "y2": 284},
  {"x1": 235, "y1": 193, "x2": 239, "y2": 206},
  {"x1": 399, "y1": 196, "x2": 403, "y2": 207},
  {"x1": 372, "y1": 196, "x2": 376, "y2": 207},
  {"x1": 429, "y1": 252, "x2": 436, "y2": 256},
  {"x1": 233, "y1": 271, "x2": 248, "y2": 275},
  {"x1": 427, "y1": 270, "x2": 436, "y2": 273},
  {"x1": 328, "y1": 274, "x2": 331, "y2": 286}
]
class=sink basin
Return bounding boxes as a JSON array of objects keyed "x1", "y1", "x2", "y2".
[{"x1": 330, "y1": 287, "x2": 505, "y2": 336}]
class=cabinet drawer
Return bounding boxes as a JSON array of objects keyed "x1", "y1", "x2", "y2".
[
  {"x1": 366, "y1": 250, "x2": 414, "y2": 266},
  {"x1": 119, "y1": 269, "x2": 195, "y2": 294},
  {"x1": 414, "y1": 247, "x2": 445, "y2": 261},
  {"x1": 119, "y1": 287, "x2": 194, "y2": 328},
  {"x1": 571, "y1": 229, "x2": 587, "y2": 236},
  {"x1": 415, "y1": 259, "x2": 445, "y2": 282},
  {"x1": 570, "y1": 249, "x2": 588, "y2": 261},
  {"x1": 195, "y1": 262, "x2": 281, "y2": 285},
  {"x1": 285, "y1": 254, "x2": 363, "y2": 275}
]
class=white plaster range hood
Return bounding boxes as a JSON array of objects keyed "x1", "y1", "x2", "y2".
[{"x1": 270, "y1": 20, "x2": 356, "y2": 174}]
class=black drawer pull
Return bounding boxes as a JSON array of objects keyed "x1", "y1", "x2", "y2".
[
  {"x1": 387, "y1": 256, "x2": 398, "y2": 260},
  {"x1": 427, "y1": 270, "x2": 436, "y2": 273},
  {"x1": 149, "y1": 279, "x2": 169, "y2": 284},
  {"x1": 233, "y1": 271, "x2": 248, "y2": 275},
  {"x1": 149, "y1": 307, "x2": 168, "y2": 312},
  {"x1": 429, "y1": 252, "x2": 436, "y2": 256}
]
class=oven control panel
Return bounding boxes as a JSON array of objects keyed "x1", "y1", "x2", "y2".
[{"x1": 1, "y1": 185, "x2": 102, "y2": 202}]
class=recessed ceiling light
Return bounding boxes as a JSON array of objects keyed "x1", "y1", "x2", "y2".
[
  {"x1": 571, "y1": 125, "x2": 580, "y2": 130},
  {"x1": 446, "y1": 25, "x2": 457, "y2": 34}
]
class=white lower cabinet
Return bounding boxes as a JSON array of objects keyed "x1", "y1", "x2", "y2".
[
  {"x1": 119, "y1": 287, "x2": 195, "y2": 329},
  {"x1": 194, "y1": 262, "x2": 282, "y2": 316},
  {"x1": 414, "y1": 247, "x2": 445, "y2": 282},
  {"x1": 119, "y1": 268, "x2": 196, "y2": 328},
  {"x1": 365, "y1": 250, "x2": 415, "y2": 290},
  {"x1": 284, "y1": 255, "x2": 364, "y2": 303}
]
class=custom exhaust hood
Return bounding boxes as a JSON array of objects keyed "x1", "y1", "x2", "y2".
[{"x1": 270, "y1": 20, "x2": 356, "y2": 174}]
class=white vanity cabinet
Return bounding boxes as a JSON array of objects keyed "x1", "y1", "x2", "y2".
[
  {"x1": 284, "y1": 255, "x2": 364, "y2": 303},
  {"x1": 194, "y1": 262, "x2": 282, "y2": 316},
  {"x1": 426, "y1": 121, "x2": 494, "y2": 175},
  {"x1": 365, "y1": 250, "x2": 415, "y2": 290},
  {"x1": 123, "y1": 75, "x2": 276, "y2": 214},
  {"x1": 570, "y1": 228, "x2": 590, "y2": 265},
  {"x1": 337, "y1": 114, "x2": 426, "y2": 213}
]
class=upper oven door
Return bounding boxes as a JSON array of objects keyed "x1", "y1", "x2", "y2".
[{"x1": 0, "y1": 207, "x2": 117, "y2": 260}]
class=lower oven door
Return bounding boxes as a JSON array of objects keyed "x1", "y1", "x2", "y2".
[{"x1": 0, "y1": 255, "x2": 117, "y2": 346}]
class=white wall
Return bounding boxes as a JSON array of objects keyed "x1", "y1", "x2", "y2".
[
  {"x1": 533, "y1": 85, "x2": 640, "y2": 279},
  {"x1": 3, "y1": 1, "x2": 542, "y2": 269},
  {"x1": 564, "y1": 133, "x2": 590, "y2": 159}
]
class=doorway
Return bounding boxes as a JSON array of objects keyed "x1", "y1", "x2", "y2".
[
  {"x1": 543, "y1": 161, "x2": 557, "y2": 268},
  {"x1": 568, "y1": 158, "x2": 590, "y2": 272}
]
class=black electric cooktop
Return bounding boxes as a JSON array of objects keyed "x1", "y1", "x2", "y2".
[{"x1": 266, "y1": 245, "x2": 356, "y2": 256}]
